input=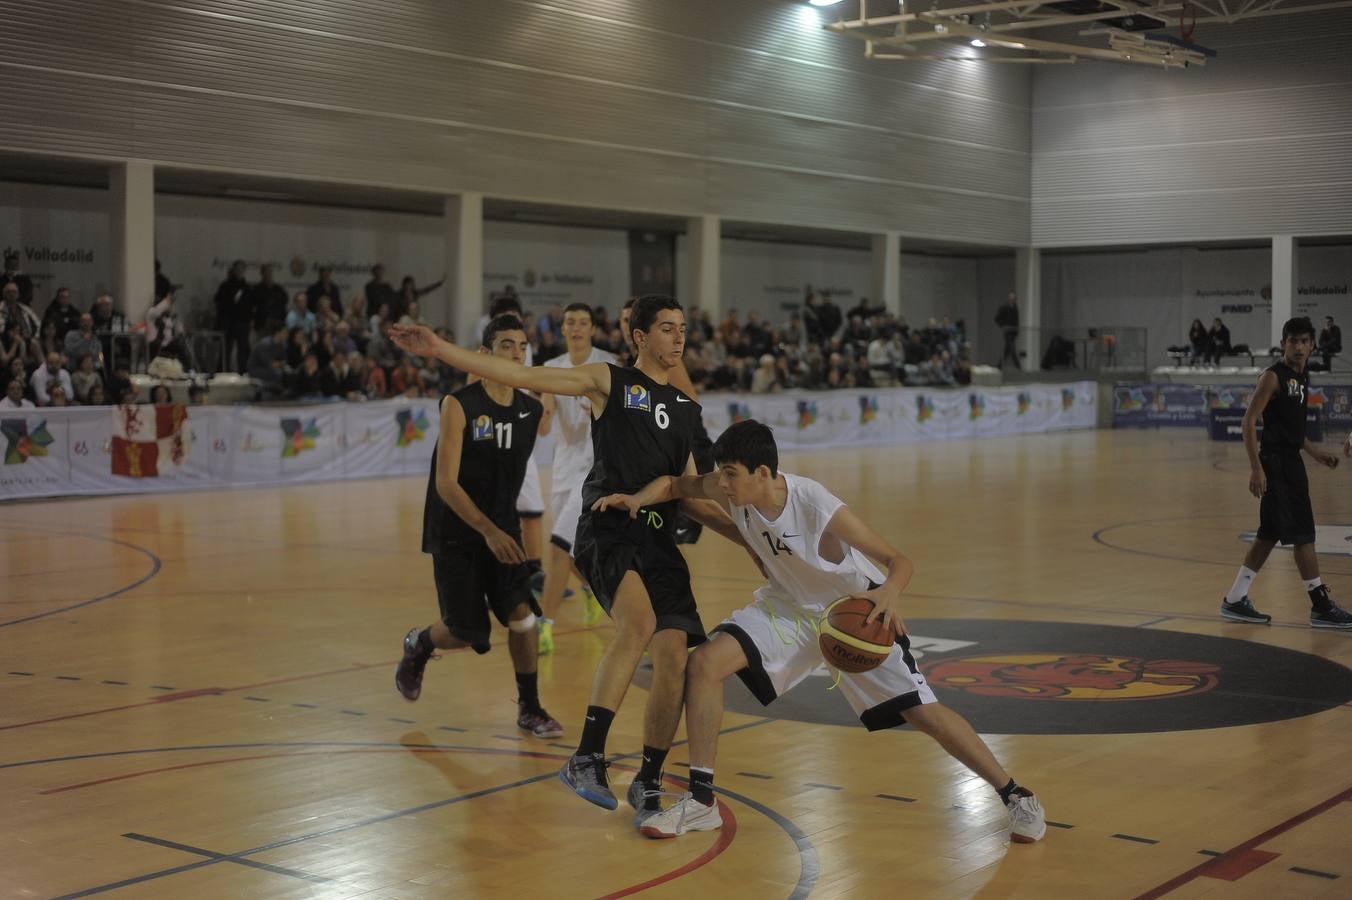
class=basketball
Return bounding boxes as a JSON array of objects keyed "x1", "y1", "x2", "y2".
[{"x1": 818, "y1": 596, "x2": 894, "y2": 673}]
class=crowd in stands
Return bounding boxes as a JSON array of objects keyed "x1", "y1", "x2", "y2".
[
  {"x1": 2, "y1": 248, "x2": 972, "y2": 408},
  {"x1": 1177, "y1": 315, "x2": 1342, "y2": 369}
]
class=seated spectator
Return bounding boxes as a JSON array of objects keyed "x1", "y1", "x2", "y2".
[
  {"x1": 85, "y1": 382, "x2": 108, "y2": 405},
  {"x1": 188, "y1": 384, "x2": 208, "y2": 405},
  {"x1": 291, "y1": 350, "x2": 338, "y2": 399},
  {"x1": 390, "y1": 356, "x2": 426, "y2": 397},
  {"x1": 89, "y1": 293, "x2": 124, "y2": 333},
  {"x1": 344, "y1": 295, "x2": 370, "y2": 351},
  {"x1": 398, "y1": 299, "x2": 426, "y2": 327},
  {"x1": 368, "y1": 300, "x2": 392, "y2": 339},
  {"x1": 106, "y1": 363, "x2": 133, "y2": 406},
  {"x1": 1206, "y1": 317, "x2": 1231, "y2": 366},
  {"x1": 750, "y1": 354, "x2": 781, "y2": 394},
  {"x1": 0, "y1": 320, "x2": 35, "y2": 374},
  {"x1": 42, "y1": 286, "x2": 81, "y2": 339},
  {"x1": 867, "y1": 330, "x2": 897, "y2": 386},
  {"x1": 38, "y1": 320, "x2": 64, "y2": 363},
  {"x1": 315, "y1": 295, "x2": 341, "y2": 331},
  {"x1": 1, "y1": 251, "x2": 35, "y2": 305},
  {"x1": 1188, "y1": 318, "x2": 1208, "y2": 366},
  {"x1": 30, "y1": 351, "x2": 74, "y2": 406},
  {"x1": 144, "y1": 290, "x2": 180, "y2": 360},
  {"x1": 149, "y1": 384, "x2": 173, "y2": 404},
  {"x1": 285, "y1": 326, "x2": 309, "y2": 369},
  {"x1": 0, "y1": 279, "x2": 40, "y2": 338},
  {"x1": 367, "y1": 320, "x2": 402, "y2": 373},
  {"x1": 64, "y1": 313, "x2": 102, "y2": 367},
  {"x1": 311, "y1": 327, "x2": 336, "y2": 368},
  {"x1": 48, "y1": 383, "x2": 72, "y2": 407},
  {"x1": 247, "y1": 322, "x2": 289, "y2": 397},
  {"x1": 286, "y1": 292, "x2": 317, "y2": 339},
  {"x1": 365, "y1": 354, "x2": 389, "y2": 398},
  {"x1": 332, "y1": 320, "x2": 358, "y2": 357},
  {"x1": 70, "y1": 353, "x2": 103, "y2": 403},
  {"x1": 0, "y1": 374, "x2": 34, "y2": 409},
  {"x1": 339, "y1": 352, "x2": 368, "y2": 400}
]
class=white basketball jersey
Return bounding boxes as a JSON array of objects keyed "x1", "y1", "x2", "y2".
[
  {"x1": 544, "y1": 346, "x2": 617, "y2": 490},
  {"x1": 730, "y1": 473, "x2": 885, "y2": 615}
]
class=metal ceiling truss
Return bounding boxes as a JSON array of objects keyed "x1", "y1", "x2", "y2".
[{"x1": 822, "y1": 0, "x2": 1352, "y2": 68}]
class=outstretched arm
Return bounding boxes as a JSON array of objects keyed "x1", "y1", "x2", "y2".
[
  {"x1": 824, "y1": 506, "x2": 914, "y2": 637},
  {"x1": 392, "y1": 324, "x2": 609, "y2": 405}
]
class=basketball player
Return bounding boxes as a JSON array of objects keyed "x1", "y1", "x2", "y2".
[
  {"x1": 616, "y1": 297, "x2": 716, "y2": 545},
  {"x1": 394, "y1": 314, "x2": 563, "y2": 738},
  {"x1": 591, "y1": 419, "x2": 1047, "y2": 842},
  {"x1": 537, "y1": 302, "x2": 616, "y2": 654},
  {"x1": 1220, "y1": 316, "x2": 1352, "y2": 628},
  {"x1": 391, "y1": 296, "x2": 746, "y2": 823}
]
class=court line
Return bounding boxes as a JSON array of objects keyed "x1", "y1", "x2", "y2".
[
  {"x1": 122, "y1": 832, "x2": 333, "y2": 884},
  {"x1": 1092, "y1": 515, "x2": 1352, "y2": 577},
  {"x1": 1134, "y1": 783, "x2": 1352, "y2": 898},
  {"x1": 29, "y1": 732, "x2": 803, "y2": 898},
  {"x1": 0, "y1": 528, "x2": 162, "y2": 628}
]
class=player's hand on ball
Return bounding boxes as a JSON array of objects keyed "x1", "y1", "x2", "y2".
[
  {"x1": 1249, "y1": 467, "x2": 1266, "y2": 498},
  {"x1": 591, "y1": 493, "x2": 642, "y2": 518},
  {"x1": 390, "y1": 323, "x2": 437, "y2": 355},
  {"x1": 858, "y1": 588, "x2": 907, "y2": 637},
  {"x1": 484, "y1": 527, "x2": 527, "y2": 565}
]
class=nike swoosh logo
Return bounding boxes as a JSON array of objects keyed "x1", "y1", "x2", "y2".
[
  {"x1": 585, "y1": 715, "x2": 596, "y2": 722},
  {"x1": 518, "y1": 411, "x2": 531, "y2": 419},
  {"x1": 676, "y1": 397, "x2": 692, "y2": 403},
  {"x1": 782, "y1": 533, "x2": 800, "y2": 539}
]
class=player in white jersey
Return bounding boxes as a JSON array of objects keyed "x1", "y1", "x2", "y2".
[
  {"x1": 592, "y1": 419, "x2": 1047, "y2": 844},
  {"x1": 537, "y1": 303, "x2": 616, "y2": 653}
]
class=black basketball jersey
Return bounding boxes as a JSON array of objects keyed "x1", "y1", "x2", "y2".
[
  {"x1": 581, "y1": 363, "x2": 701, "y2": 525},
  {"x1": 422, "y1": 381, "x2": 542, "y2": 551},
  {"x1": 1260, "y1": 360, "x2": 1308, "y2": 452}
]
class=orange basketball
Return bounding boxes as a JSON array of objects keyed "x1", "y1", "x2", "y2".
[{"x1": 818, "y1": 596, "x2": 894, "y2": 673}]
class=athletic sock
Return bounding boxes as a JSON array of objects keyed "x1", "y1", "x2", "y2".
[
  {"x1": 576, "y1": 705, "x2": 615, "y2": 757},
  {"x1": 997, "y1": 778, "x2": 1020, "y2": 805},
  {"x1": 690, "y1": 767, "x2": 715, "y2": 806},
  {"x1": 1225, "y1": 566, "x2": 1258, "y2": 605},
  {"x1": 515, "y1": 672, "x2": 539, "y2": 710},
  {"x1": 1304, "y1": 576, "x2": 1323, "y2": 592},
  {"x1": 637, "y1": 745, "x2": 668, "y2": 784},
  {"x1": 415, "y1": 627, "x2": 435, "y2": 657}
]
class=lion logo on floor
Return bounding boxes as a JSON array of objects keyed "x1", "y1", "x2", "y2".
[{"x1": 925, "y1": 654, "x2": 1220, "y2": 700}]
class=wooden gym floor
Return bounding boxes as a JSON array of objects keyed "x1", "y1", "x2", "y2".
[{"x1": 4, "y1": 429, "x2": 1352, "y2": 899}]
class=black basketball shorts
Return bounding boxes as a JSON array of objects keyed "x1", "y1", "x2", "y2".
[
  {"x1": 572, "y1": 507, "x2": 706, "y2": 647},
  {"x1": 1257, "y1": 450, "x2": 1315, "y2": 546},
  {"x1": 430, "y1": 540, "x2": 540, "y2": 654}
]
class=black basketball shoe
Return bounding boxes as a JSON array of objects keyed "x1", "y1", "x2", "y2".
[
  {"x1": 1220, "y1": 596, "x2": 1271, "y2": 624},
  {"x1": 394, "y1": 627, "x2": 433, "y2": 701}
]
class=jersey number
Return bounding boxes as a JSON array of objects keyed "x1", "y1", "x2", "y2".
[
  {"x1": 654, "y1": 402, "x2": 669, "y2": 430},
  {"x1": 761, "y1": 531, "x2": 793, "y2": 557},
  {"x1": 494, "y1": 422, "x2": 513, "y2": 449}
]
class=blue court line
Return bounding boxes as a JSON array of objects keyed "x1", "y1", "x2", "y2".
[
  {"x1": 0, "y1": 526, "x2": 162, "y2": 628},
  {"x1": 121, "y1": 832, "x2": 332, "y2": 884}
]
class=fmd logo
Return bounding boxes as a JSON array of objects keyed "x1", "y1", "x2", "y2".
[{"x1": 1221, "y1": 304, "x2": 1254, "y2": 313}]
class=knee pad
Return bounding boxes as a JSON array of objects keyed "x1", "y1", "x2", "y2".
[{"x1": 508, "y1": 612, "x2": 537, "y2": 633}]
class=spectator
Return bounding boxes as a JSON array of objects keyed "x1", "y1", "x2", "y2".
[
  {"x1": 306, "y1": 267, "x2": 342, "y2": 316},
  {"x1": 0, "y1": 320, "x2": 36, "y2": 374},
  {"x1": 398, "y1": 298, "x2": 425, "y2": 327},
  {"x1": 1, "y1": 251, "x2": 34, "y2": 305},
  {"x1": 188, "y1": 384, "x2": 208, "y2": 405},
  {"x1": 106, "y1": 363, "x2": 134, "y2": 406},
  {"x1": 1318, "y1": 316, "x2": 1341, "y2": 371},
  {"x1": 247, "y1": 322, "x2": 289, "y2": 396},
  {"x1": 996, "y1": 291, "x2": 1020, "y2": 369},
  {"x1": 214, "y1": 260, "x2": 253, "y2": 374},
  {"x1": 1188, "y1": 318, "x2": 1208, "y2": 366},
  {"x1": 154, "y1": 259, "x2": 174, "y2": 303},
  {"x1": 249, "y1": 263, "x2": 289, "y2": 329},
  {"x1": 85, "y1": 382, "x2": 107, "y2": 405},
  {"x1": 365, "y1": 353, "x2": 389, "y2": 398},
  {"x1": 369, "y1": 300, "x2": 392, "y2": 340},
  {"x1": 344, "y1": 295, "x2": 370, "y2": 350},
  {"x1": 285, "y1": 326, "x2": 309, "y2": 369},
  {"x1": 367, "y1": 319, "x2": 402, "y2": 373},
  {"x1": 145, "y1": 290, "x2": 180, "y2": 360},
  {"x1": 42, "y1": 286, "x2": 81, "y2": 339},
  {"x1": 391, "y1": 274, "x2": 443, "y2": 320},
  {"x1": 38, "y1": 320, "x2": 64, "y2": 363},
  {"x1": 718, "y1": 309, "x2": 741, "y2": 342},
  {"x1": 1207, "y1": 317, "x2": 1231, "y2": 366},
  {"x1": 70, "y1": 353, "x2": 103, "y2": 403},
  {"x1": 149, "y1": 384, "x2": 172, "y2": 404},
  {"x1": 363, "y1": 264, "x2": 395, "y2": 316},
  {"x1": 842, "y1": 314, "x2": 871, "y2": 347},
  {"x1": 64, "y1": 313, "x2": 101, "y2": 367},
  {"x1": 339, "y1": 351, "x2": 368, "y2": 399},
  {"x1": 750, "y1": 353, "x2": 781, "y2": 394},
  {"x1": 89, "y1": 292, "x2": 124, "y2": 333},
  {"x1": 315, "y1": 295, "x2": 341, "y2": 331},
  {"x1": 0, "y1": 373, "x2": 34, "y2": 409},
  {"x1": 390, "y1": 356, "x2": 426, "y2": 397},
  {"x1": 332, "y1": 320, "x2": 358, "y2": 357},
  {"x1": 286, "y1": 292, "x2": 317, "y2": 339},
  {"x1": 291, "y1": 350, "x2": 337, "y2": 399},
  {"x1": 0, "y1": 281, "x2": 41, "y2": 337},
  {"x1": 816, "y1": 291, "x2": 843, "y2": 342},
  {"x1": 31, "y1": 351, "x2": 74, "y2": 405},
  {"x1": 47, "y1": 383, "x2": 71, "y2": 407},
  {"x1": 867, "y1": 329, "x2": 897, "y2": 386}
]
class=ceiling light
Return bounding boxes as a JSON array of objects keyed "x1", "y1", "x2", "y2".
[
  {"x1": 808, "y1": 0, "x2": 844, "y2": 6},
  {"x1": 970, "y1": 39, "x2": 987, "y2": 47}
]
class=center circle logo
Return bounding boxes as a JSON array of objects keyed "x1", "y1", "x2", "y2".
[{"x1": 926, "y1": 653, "x2": 1220, "y2": 700}]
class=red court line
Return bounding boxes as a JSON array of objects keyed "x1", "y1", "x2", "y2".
[
  {"x1": 596, "y1": 801, "x2": 739, "y2": 900},
  {"x1": 1135, "y1": 785, "x2": 1352, "y2": 899}
]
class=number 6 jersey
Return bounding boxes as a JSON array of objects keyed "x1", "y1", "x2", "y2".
[{"x1": 422, "y1": 381, "x2": 542, "y2": 551}]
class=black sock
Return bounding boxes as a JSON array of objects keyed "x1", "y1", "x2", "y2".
[
  {"x1": 576, "y1": 705, "x2": 615, "y2": 757},
  {"x1": 515, "y1": 671, "x2": 539, "y2": 710},
  {"x1": 997, "y1": 778, "x2": 1019, "y2": 804},
  {"x1": 690, "y1": 767, "x2": 715, "y2": 806},
  {"x1": 415, "y1": 627, "x2": 435, "y2": 657},
  {"x1": 637, "y1": 745, "x2": 668, "y2": 784},
  {"x1": 1310, "y1": 585, "x2": 1333, "y2": 612}
]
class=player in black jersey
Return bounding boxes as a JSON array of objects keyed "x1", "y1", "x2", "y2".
[
  {"x1": 1220, "y1": 316, "x2": 1352, "y2": 629},
  {"x1": 392, "y1": 296, "x2": 747, "y2": 824},
  {"x1": 393, "y1": 314, "x2": 564, "y2": 738}
]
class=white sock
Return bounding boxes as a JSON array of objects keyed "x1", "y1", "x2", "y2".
[
  {"x1": 1226, "y1": 566, "x2": 1257, "y2": 604},
  {"x1": 1304, "y1": 577, "x2": 1323, "y2": 593}
]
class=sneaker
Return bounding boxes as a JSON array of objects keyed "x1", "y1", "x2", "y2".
[
  {"x1": 538, "y1": 618, "x2": 555, "y2": 657},
  {"x1": 517, "y1": 705, "x2": 563, "y2": 738},
  {"x1": 394, "y1": 627, "x2": 432, "y2": 701},
  {"x1": 560, "y1": 753, "x2": 617, "y2": 810},
  {"x1": 1221, "y1": 596, "x2": 1271, "y2": 624},
  {"x1": 639, "y1": 793, "x2": 722, "y2": 839},
  {"x1": 581, "y1": 584, "x2": 605, "y2": 627},
  {"x1": 1310, "y1": 603, "x2": 1352, "y2": 629},
  {"x1": 627, "y1": 777, "x2": 663, "y2": 826},
  {"x1": 1007, "y1": 790, "x2": 1046, "y2": 844}
]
